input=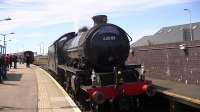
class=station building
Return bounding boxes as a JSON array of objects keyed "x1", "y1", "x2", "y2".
[{"x1": 128, "y1": 22, "x2": 200, "y2": 85}]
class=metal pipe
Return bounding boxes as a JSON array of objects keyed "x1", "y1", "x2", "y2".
[
  {"x1": 184, "y1": 9, "x2": 193, "y2": 41},
  {"x1": 0, "y1": 33, "x2": 15, "y2": 54}
]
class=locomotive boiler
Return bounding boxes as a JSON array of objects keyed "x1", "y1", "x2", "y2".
[
  {"x1": 48, "y1": 15, "x2": 154, "y2": 112},
  {"x1": 64, "y1": 15, "x2": 130, "y2": 72}
]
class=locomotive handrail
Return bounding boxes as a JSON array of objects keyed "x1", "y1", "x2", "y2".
[{"x1": 126, "y1": 33, "x2": 133, "y2": 42}]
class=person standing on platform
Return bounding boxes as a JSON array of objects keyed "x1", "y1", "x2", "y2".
[
  {"x1": 1, "y1": 54, "x2": 7, "y2": 80},
  {"x1": 5, "y1": 54, "x2": 10, "y2": 69},
  {"x1": 9, "y1": 54, "x2": 13, "y2": 69},
  {"x1": 19, "y1": 56, "x2": 22, "y2": 64},
  {"x1": 0, "y1": 54, "x2": 4, "y2": 83},
  {"x1": 26, "y1": 54, "x2": 31, "y2": 68},
  {"x1": 13, "y1": 55, "x2": 18, "y2": 69},
  {"x1": 3, "y1": 54, "x2": 10, "y2": 79}
]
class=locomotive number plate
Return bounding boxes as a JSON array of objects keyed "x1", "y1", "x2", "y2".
[{"x1": 103, "y1": 36, "x2": 116, "y2": 41}]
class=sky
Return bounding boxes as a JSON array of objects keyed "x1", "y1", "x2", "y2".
[{"x1": 0, "y1": 0, "x2": 200, "y2": 54}]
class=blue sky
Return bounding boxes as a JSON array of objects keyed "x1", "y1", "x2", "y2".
[{"x1": 0, "y1": 0, "x2": 200, "y2": 54}]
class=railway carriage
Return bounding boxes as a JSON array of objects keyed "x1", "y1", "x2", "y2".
[{"x1": 24, "y1": 51, "x2": 34, "y2": 63}]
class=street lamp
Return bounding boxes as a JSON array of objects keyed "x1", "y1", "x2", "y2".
[
  {"x1": 0, "y1": 17, "x2": 12, "y2": 21},
  {"x1": 0, "y1": 32, "x2": 15, "y2": 54},
  {"x1": 184, "y1": 9, "x2": 193, "y2": 41},
  {"x1": 39, "y1": 42, "x2": 44, "y2": 55}
]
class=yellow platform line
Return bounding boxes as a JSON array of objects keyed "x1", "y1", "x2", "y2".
[
  {"x1": 157, "y1": 89, "x2": 200, "y2": 105},
  {"x1": 38, "y1": 68, "x2": 81, "y2": 112},
  {"x1": 36, "y1": 68, "x2": 53, "y2": 112}
]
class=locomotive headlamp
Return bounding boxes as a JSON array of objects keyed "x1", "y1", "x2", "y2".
[
  {"x1": 91, "y1": 70, "x2": 97, "y2": 87},
  {"x1": 117, "y1": 70, "x2": 124, "y2": 83},
  {"x1": 118, "y1": 71, "x2": 122, "y2": 75},
  {"x1": 140, "y1": 65, "x2": 144, "y2": 75},
  {"x1": 92, "y1": 91, "x2": 105, "y2": 104},
  {"x1": 140, "y1": 65, "x2": 145, "y2": 80}
]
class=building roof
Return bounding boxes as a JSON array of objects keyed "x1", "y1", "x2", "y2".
[{"x1": 132, "y1": 22, "x2": 200, "y2": 47}]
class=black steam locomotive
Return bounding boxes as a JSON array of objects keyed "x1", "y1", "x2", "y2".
[{"x1": 48, "y1": 15, "x2": 154, "y2": 112}]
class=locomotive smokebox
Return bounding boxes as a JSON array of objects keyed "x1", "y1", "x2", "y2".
[{"x1": 92, "y1": 15, "x2": 107, "y2": 26}]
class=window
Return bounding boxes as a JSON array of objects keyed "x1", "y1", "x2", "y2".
[
  {"x1": 167, "y1": 28, "x2": 172, "y2": 32},
  {"x1": 192, "y1": 25, "x2": 198, "y2": 30},
  {"x1": 158, "y1": 30, "x2": 163, "y2": 34}
]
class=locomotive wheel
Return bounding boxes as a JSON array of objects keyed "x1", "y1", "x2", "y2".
[
  {"x1": 90, "y1": 101, "x2": 110, "y2": 112},
  {"x1": 129, "y1": 96, "x2": 145, "y2": 112},
  {"x1": 64, "y1": 77, "x2": 71, "y2": 93},
  {"x1": 91, "y1": 103, "x2": 100, "y2": 112}
]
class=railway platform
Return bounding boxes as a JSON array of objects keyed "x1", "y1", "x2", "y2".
[
  {"x1": 148, "y1": 77, "x2": 200, "y2": 109},
  {"x1": 0, "y1": 64, "x2": 81, "y2": 112}
]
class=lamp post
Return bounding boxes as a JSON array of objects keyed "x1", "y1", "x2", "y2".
[
  {"x1": 0, "y1": 32, "x2": 15, "y2": 54},
  {"x1": 184, "y1": 9, "x2": 193, "y2": 41},
  {"x1": 0, "y1": 17, "x2": 12, "y2": 21},
  {"x1": 39, "y1": 42, "x2": 44, "y2": 55}
]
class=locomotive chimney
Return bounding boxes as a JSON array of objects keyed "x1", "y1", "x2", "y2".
[{"x1": 92, "y1": 15, "x2": 107, "y2": 26}]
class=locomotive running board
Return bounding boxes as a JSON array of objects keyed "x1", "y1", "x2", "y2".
[{"x1": 58, "y1": 65, "x2": 89, "y2": 74}]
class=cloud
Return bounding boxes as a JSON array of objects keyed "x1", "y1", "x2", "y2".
[
  {"x1": 23, "y1": 32, "x2": 47, "y2": 38},
  {"x1": 0, "y1": 0, "x2": 194, "y2": 32}
]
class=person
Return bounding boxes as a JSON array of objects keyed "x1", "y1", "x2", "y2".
[
  {"x1": 13, "y1": 55, "x2": 18, "y2": 69},
  {"x1": 26, "y1": 54, "x2": 31, "y2": 68},
  {"x1": 9, "y1": 54, "x2": 13, "y2": 68},
  {"x1": 0, "y1": 54, "x2": 7, "y2": 81},
  {"x1": 19, "y1": 55, "x2": 22, "y2": 64},
  {"x1": 3, "y1": 54, "x2": 10, "y2": 79},
  {"x1": 0, "y1": 54, "x2": 4, "y2": 83},
  {"x1": 5, "y1": 54, "x2": 10, "y2": 69},
  {"x1": 21, "y1": 56, "x2": 25, "y2": 64}
]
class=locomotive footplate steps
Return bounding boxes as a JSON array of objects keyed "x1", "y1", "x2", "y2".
[
  {"x1": 147, "y1": 77, "x2": 200, "y2": 109},
  {"x1": 0, "y1": 64, "x2": 81, "y2": 112}
]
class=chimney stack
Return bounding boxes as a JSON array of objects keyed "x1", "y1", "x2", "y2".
[{"x1": 92, "y1": 15, "x2": 107, "y2": 26}]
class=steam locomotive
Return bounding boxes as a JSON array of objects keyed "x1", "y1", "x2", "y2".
[{"x1": 48, "y1": 15, "x2": 154, "y2": 112}]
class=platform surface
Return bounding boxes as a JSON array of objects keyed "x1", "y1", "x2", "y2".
[
  {"x1": 148, "y1": 77, "x2": 200, "y2": 108},
  {"x1": 0, "y1": 64, "x2": 81, "y2": 112}
]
